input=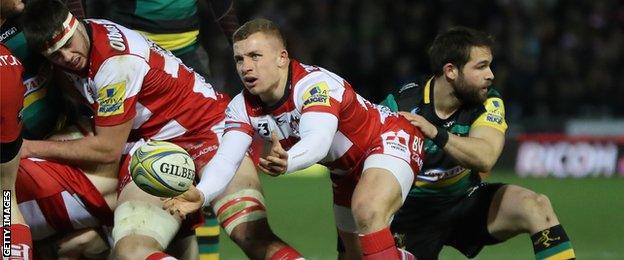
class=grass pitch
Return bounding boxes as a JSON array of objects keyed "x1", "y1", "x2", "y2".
[{"x1": 216, "y1": 166, "x2": 624, "y2": 259}]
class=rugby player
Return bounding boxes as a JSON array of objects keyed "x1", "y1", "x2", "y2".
[
  {"x1": 381, "y1": 27, "x2": 575, "y2": 260},
  {"x1": 164, "y1": 18, "x2": 424, "y2": 259},
  {"x1": 20, "y1": 1, "x2": 298, "y2": 259}
]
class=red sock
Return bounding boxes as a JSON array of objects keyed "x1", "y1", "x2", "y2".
[
  {"x1": 2, "y1": 224, "x2": 33, "y2": 260},
  {"x1": 269, "y1": 246, "x2": 304, "y2": 260},
  {"x1": 146, "y1": 251, "x2": 178, "y2": 260},
  {"x1": 359, "y1": 227, "x2": 400, "y2": 260}
]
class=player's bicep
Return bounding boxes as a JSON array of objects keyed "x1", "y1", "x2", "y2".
[
  {"x1": 468, "y1": 125, "x2": 505, "y2": 159},
  {"x1": 295, "y1": 74, "x2": 344, "y2": 115}
]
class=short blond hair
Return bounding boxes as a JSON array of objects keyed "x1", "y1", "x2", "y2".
[{"x1": 232, "y1": 18, "x2": 286, "y2": 48}]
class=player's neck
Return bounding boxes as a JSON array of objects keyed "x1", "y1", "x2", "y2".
[{"x1": 433, "y1": 76, "x2": 462, "y2": 118}]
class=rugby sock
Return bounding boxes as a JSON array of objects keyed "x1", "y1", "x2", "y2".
[
  {"x1": 269, "y1": 246, "x2": 304, "y2": 260},
  {"x1": 4, "y1": 224, "x2": 33, "y2": 259},
  {"x1": 359, "y1": 227, "x2": 401, "y2": 260},
  {"x1": 197, "y1": 214, "x2": 220, "y2": 260},
  {"x1": 146, "y1": 251, "x2": 178, "y2": 260},
  {"x1": 531, "y1": 225, "x2": 575, "y2": 260}
]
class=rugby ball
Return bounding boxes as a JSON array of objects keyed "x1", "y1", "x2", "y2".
[{"x1": 130, "y1": 141, "x2": 195, "y2": 197}]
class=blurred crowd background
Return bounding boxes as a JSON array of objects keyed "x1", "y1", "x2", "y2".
[{"x1": 88, "y1": 0, "x2": 623, "y2": 123}]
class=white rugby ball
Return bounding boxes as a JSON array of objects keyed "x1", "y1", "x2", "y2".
[{"x1": 130, "y1": 141, "x2": 195, "y2": 197}]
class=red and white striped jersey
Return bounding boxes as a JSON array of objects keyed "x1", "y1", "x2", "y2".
[
  {"x1": 66, "y1": 19, "x2": 227, "y2": 143},
  {"x1": 225, "y1": 60, "x2": 400, "y2": 174}
]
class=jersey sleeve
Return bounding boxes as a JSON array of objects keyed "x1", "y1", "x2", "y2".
[
  {"x1": 471, "y1": 97, "x2": 508, "y2": 133},
  {"x1": 294, "y1": 72, "x2": 344, "y2": 117},
  {"x1": 224, "y1": 93, "x2": 255, "y2": 137},
  {"x1": 92, "y1": 55, "x2": 148, "y2": 127}
]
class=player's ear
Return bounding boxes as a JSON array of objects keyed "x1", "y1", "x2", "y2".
[
  {"x1": 443, "y1": 63, "x2": 458, "y2": 80},
  {"x1": 278, "y1": 49, "x2": 288, "y2": 67}
]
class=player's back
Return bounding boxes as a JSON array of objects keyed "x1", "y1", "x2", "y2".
[{"x1": 74, "y1": 19, "x2": 227, "y2": 142}]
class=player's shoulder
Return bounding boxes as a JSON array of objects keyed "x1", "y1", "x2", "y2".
[
  {"x1": 88, "y1": 19, "x2": 131, "y2": 57},
  {"x1": 482, "y1": 87, "x2": 505, "y2": 113}
]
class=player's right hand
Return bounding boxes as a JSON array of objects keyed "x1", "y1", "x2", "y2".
[
  {"x1": 162, "y1": 185, "x2": 204, "y2": 220},
  {"x1": 399, "y1": 111, "x2": 438, "y2": 139}
]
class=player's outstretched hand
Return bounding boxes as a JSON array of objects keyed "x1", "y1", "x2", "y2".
[
  {"x1": 259, "y1": 132, "x2": 288, "y2": 176},
  {"x1": 162, "y1": 185, "x2": 204, "y2": 220},
  {"x1": 399, "y1": 111, "x2": 438, "y2": 139}
]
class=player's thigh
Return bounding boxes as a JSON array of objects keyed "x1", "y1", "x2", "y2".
[
  {"x1": 114, "y1": 181, "x2": 182, "y2": 252},
  {"x1": 83, "y1": 166, "x2": 118, "y2": 210},
  {"x1": 352, "y1": 154, "x2": 414, "y2": 228}
]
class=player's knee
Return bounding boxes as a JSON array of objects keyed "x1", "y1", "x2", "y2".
[
  {"x1": 351, "y1": 199, "x2": 384, "y2": 231},
  {"x1": 114, "y1": 235, "x2": 162, "y2": 260},
  {"x1": 519, "y1": 192, "x2": 556, "y2": 224}
]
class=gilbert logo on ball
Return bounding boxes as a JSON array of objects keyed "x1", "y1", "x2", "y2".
[{"x1": 130, "y1": 141, "x2": 195, "y2": 197}]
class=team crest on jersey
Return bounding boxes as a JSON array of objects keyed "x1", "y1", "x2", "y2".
[
  {"x1": 302, "y1": 82, "x2": 330, "y2": 109},
  {"x1": 97, "y1": 81, "x2": 126, "y2": 116}
]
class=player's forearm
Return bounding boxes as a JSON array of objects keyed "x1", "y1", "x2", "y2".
[
  {"x1": 197, "y1": 130, "x2": 252, "y2": 206},
  {"x1": 443, "y1": 134, "x2": 498, "y2": 172},
  {"x1": 24, "y1": 138, "x2": 120, "y2": 165},
  {"x1": 286, "y1": 112, "x2": 337, "y2": 173}
]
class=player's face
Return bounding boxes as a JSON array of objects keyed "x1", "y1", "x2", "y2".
[
  {"x1": 233, "y1": 32, "x2": 286, "y2": 97},
  {"x1": 47, "y1": 23, "x2": 90, "y2": 72},
  {"x1": 0, "y1": 0, "x2": 24, "y2": 19},
  {"x1": 453, "y1": 46, "x2": 494, "y2": 105}
]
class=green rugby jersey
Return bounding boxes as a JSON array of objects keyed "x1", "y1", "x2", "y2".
[
  {"x1": 381, "y1": 78, "x2": 507, "y2": 197},
  {"x1": 109, "y1": 0, "x2": 199, "y2": 55},
  {"x1": 1, "y1": 18, "x2": 64, "y2": 139}
]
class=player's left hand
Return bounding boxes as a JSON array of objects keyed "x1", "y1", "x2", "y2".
[
  {"x1": 259, "y1": 132, "x2": 288, "y2": 176},
  {"x1": 399, "y1": 111, "x2": 438, "y2": 139}
]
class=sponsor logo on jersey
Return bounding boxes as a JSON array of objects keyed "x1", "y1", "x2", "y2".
[
  {"x1": 0, "y1": 54, "x2": 20, "y2": 67},
  {"x1": 302, "y1": 82, "x2": 330, "y2": 109},
  {"x1": 417, "y1": 166, "x2": 467, "y2": 183},
  {"x1": 103, "y1": 24, "x2": 127, "y2": 52},
  {"x1": 381, "y1": 130, "x2": 411, "y2": 162},
  {"x1": 97, "y1": 81, "x2": 126, "y2": 116},
  {"x1": 443, "y1": 120, "x2": 455, "y2": 128},
  {"x1": 486, "y1": 113, "x2": 503, "y2": 124},
  {"x1": 399, "y1": 82, "x2": 418, "y2": 93},
  {"x1": 0, "y1": 26, "x2": 18, "y2": 42}
]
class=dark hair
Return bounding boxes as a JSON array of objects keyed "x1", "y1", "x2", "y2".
[
  {"x1": 232, "y1": 18, "x2": 286, "y2": 48},
  {"x1": 428, "y1": 27, "x2": 494, "y2": 76},
  {"x1": 20, "y1": 0, "x2": 70, "y2": 52}
]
